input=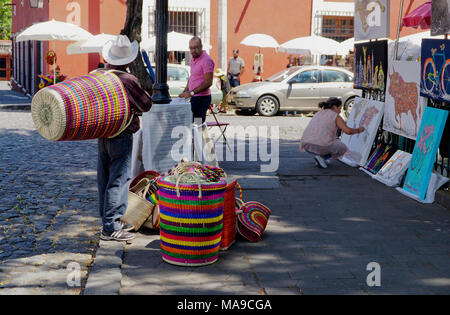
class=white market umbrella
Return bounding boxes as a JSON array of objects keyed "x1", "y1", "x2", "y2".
[
  {"x1": 141, "y1": 31, "x2": 211, "y2": 52},
  {"x1": 390, "y1": 31, "x2": 445, "y2": 61},
  {"x1": 278, "y1": 35, "x2": 341, "y2": 55},
  {"x1": 67, "y1": 33, "x2": 117, "y2": 55},
  {"x1": 240, "y1": 33, "x2": 279, "y2": 52},
  {"x1": 337, "y1": 37, "x2": 354, "y2": 55},
  {"x1": 16, "y1": 19, "x2": 93, "y2": 84}
]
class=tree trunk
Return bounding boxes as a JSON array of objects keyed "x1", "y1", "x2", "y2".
[{"x1": 121, "y1": 0, "x2": 153, "y2": 95}]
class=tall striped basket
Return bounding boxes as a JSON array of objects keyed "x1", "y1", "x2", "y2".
[
  {"x1": 220, "y1": 180, "x2": 242, "y2": 251},
  {"x1": 31, "y1": 70, "x2": 131, "y2": 141},
  {"x1": 157, "y1": 172, "x2": 226, "y2": 266}
]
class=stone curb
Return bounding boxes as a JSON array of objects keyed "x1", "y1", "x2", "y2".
[
  {"x1": 0, "y1": 104, "x2": 31, "y2": 111},
  {"x1": 436, "y1": 190, "x2": 450, "y2": 211},
  {"x1": 83, "y1": 240, "x2": 125, "y2": 295}
]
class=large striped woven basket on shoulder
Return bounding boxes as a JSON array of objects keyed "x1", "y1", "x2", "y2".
[
  {"x1": 31, "y1": 70, "x2": 131, "y2": 141},
  {"x1": 157, "y1": 172, "x2": 226, "y2": 266}
]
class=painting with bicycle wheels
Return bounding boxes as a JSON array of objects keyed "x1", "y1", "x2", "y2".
[
  {"x1": 384, "y1": 61, "x2": 426, "y2": 140},
  {"x1": 402, "y1": 107, "x2": 449, "y2": 200},
  {"x1": 420, "y1": 39, "x2": 450, "y2": 104}
]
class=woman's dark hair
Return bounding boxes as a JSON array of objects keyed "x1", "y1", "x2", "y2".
[{"x1": 318, "y1": 97, "x2": 342, "y2": 109}]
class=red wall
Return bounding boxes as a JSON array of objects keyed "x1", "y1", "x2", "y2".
[{"x1": 218, "y1": 0, "x2": 314, "y2": 85}]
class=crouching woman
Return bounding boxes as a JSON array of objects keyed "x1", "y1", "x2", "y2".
[{"x1": 299, "y1": 97, "x2": 364, "y2": 168}]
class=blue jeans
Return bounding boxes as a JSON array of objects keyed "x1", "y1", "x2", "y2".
[
  {"x1": 97, "y1": 131, "x2": 133, "y2": 233},
  {"x1": 229, "y1": 78, "x2": 240, "y2": 87}
]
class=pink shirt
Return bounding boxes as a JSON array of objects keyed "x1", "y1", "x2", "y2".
[{"x1": 189, "y1": 51, "x2": 215, "y2": 96}]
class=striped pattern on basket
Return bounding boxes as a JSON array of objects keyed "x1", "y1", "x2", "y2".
[
  {"x1": 32, "y1": 70, "x2": 130, "y2": 141},
  {"x1": 157, "y1": 176, "x2": 226, "y2": 266},
  {"x1": 237, "y1": 201, "x2": 271, "y2": 242}
]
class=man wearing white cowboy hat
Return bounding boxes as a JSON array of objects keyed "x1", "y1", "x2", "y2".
[{"x1": 97, "y1": 35, "x2": 153, "y2": 242}]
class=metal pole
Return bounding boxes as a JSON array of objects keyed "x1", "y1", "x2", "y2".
[
  {"x1": 394, "y1": 0, "x2": 405, "y2": 61},
  {"x1": 152, "y1": 0, "x2": 172, "y2": 104},
  {"x1": 218, "y1": 0, "x2": 227, "y2": 71}
]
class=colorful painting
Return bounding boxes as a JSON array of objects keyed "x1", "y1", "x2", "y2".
[
  {"x1": 384, "y1": 61, "x2": 426, "y2": 140},
  {"x1": 431, "y1": 0, "x2": 450, "y2": 36},
  {"x1": 361, "y1": 143, "x2": 395, "y2": 174},
  {"x1": 354, "y1": 0, "x2": 390, "y2": 41},
  {"x1": 402, "y1": 107, "x2": 449, "y2": 200},
  {"x1": 340, "y1": 97, "x2": 385, "y2": 167},
  {"x1": 373, "y1": 150, "x2": 412, "y2": 187},
  {"x1": 354, "y1": 40, "x2": 388, "y2": 92},
  {"x1": 420, "y1": 39, "x2": 450, "y2": 103}
]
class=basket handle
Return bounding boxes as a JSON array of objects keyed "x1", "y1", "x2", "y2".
[
  {"x1": 235, "y1": 198, "x2": 244, "y2": 214},
  {"x1": 175, "y1": 171, "x2": 203, "y2": 199},
  {"x1": 235, "y1": 181, "x2": 243, "y2": 200}
]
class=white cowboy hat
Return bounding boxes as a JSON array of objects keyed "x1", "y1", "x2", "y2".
[
  {"x1": 214, "y1": 68, "x2": 225, "y2": 77},
  {"x1": 102, "y1": 35, "x2": 139, "y2": 66}
]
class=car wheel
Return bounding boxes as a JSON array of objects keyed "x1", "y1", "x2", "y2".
[
  {"x1": 341, "y1": 97, "x2": 354, "y2": 119},
  {"x1": 256, "y1": 95, "x2": 279, "y2": 116}
]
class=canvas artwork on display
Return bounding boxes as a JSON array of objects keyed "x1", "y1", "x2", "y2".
[
  {"x1": 431, "y1": 0, "x2": 450, "y2": 36},
  {"x1": 373, "y1": 150, "x2": 412, "y2": 187},
  {"x1": 384, "y1": 61, "x2": 426, "y2": 140},
  {"x1": 354, "y1": 0, "x2": 390, "y2": 41},
  {"x1": 401, "y1": 107, "x2": 449, "y2": 200},
  {"x1": 361, "y1": 143, "x2": 395, "y2": 175},
  {"x1": 340, "y1": 97, "x2": 385, "y2": 167},
  {"x1": 420, "y1": 39, "x2": 450, "y2": 104},
  {"x1": 354, "y1": 40, "x2": 388, "y2": 92}
]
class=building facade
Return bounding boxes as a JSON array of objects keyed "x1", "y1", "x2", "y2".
[{"x1": 11, "y1": 0, "x2": 428, "y2": 95}]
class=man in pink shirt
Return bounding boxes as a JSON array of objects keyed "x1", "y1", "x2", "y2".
[{"x1": 179, "y1": 37, "x2": 215, "y2": 122}]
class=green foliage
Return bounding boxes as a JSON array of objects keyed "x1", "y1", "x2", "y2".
[{"x1": 0, "y1": 0, "x2": 12, "y2": 40}]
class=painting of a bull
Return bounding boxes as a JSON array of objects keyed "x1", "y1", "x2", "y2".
[{"x1": 384, "y1": 61, "x2": 425, "y2": 140}]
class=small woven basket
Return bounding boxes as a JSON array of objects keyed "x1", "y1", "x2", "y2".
[
  {"x1": 157, "y1": 172, "x2": 226, "y2": 266},
  {"x1": 122, "y1": 171, "x2": 160, "y2": 231},
  {"x1": 31, "y1": 70, "x2": 131, "y2": 141},
  {"x1": 236, "y1": 201, "x2": 271, "y2": 242}
]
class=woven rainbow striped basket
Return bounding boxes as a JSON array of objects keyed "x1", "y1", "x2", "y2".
[
  {"x1": 157, "y1": 172, "x2": 226, "y2": 266},
  {"x1": 31, "y1": 70, "x2": 131, "y2": 141},
  {"x1": 236, "y1": 201, "x2": 271, "y2": 242}
]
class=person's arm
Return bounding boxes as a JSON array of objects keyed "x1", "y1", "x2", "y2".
[
  {"x1": 179, "y1": 72, "x2": 213, "y2": 98},
  {"x1": 126, "y1": 75, "x2": 152, "y2": 114},
  {"x1": 336, "y1": 115, "x2": 364, "y2": 135},
  {"x1": 239, "y1": 59, "x2": 245, "y2": 78},
  {"x1": 179, "y1": 77, "x2": 191, "y2": 98}
]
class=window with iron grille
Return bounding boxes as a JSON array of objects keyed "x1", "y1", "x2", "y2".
[
  {"x1": 313, "y1": 11, "x2": 354, "y2": 43},
  {"x1": 147, "y1": 6, "x2": 206, "y2": 64},
  {"x1": 321, "y1": 15, "x2": 354, "y2": 42}
]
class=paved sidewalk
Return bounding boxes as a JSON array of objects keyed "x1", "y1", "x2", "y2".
[
  {"x1": 0, "y1": 81, "x2": 31, "y2": 111},
  {"x1": 85, "y1": 138, "x2": 450, "y2": 295}
]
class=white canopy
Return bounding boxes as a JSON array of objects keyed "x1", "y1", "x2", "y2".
[
  {"x1": 278, "y1": 35, "x2": 341, "y2": 55},
  {"x1": 337, "y1": 37, "x2": 355, "y2": 55},
  {"x1": 16, "y1": 19, "x2": 92, "y2": 42},
  {"x1": 391, "y1": 31, "x2": 446, "y2": 61},
  {"x1": 67, "y1": 34, "x2": 118, "y2": 55},
  {"x1": 240, "y1": 33, "x2": 279, "y2": 48}
]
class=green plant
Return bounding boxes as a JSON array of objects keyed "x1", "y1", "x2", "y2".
[{"x1": 0, "y1": 0, "x2": 12, "y2": 40}]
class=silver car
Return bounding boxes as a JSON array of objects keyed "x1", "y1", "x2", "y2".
[
  {"x1": 164, "y1": 64, "x2": 223, "y2": 105},
  {"x1": 227, "y1": 65, "x2": 361, "y2": 116}
]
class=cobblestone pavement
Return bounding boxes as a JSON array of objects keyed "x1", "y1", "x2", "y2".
[{"x1": 0, "y1": 110, "x2": 101, "y2": 294}]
